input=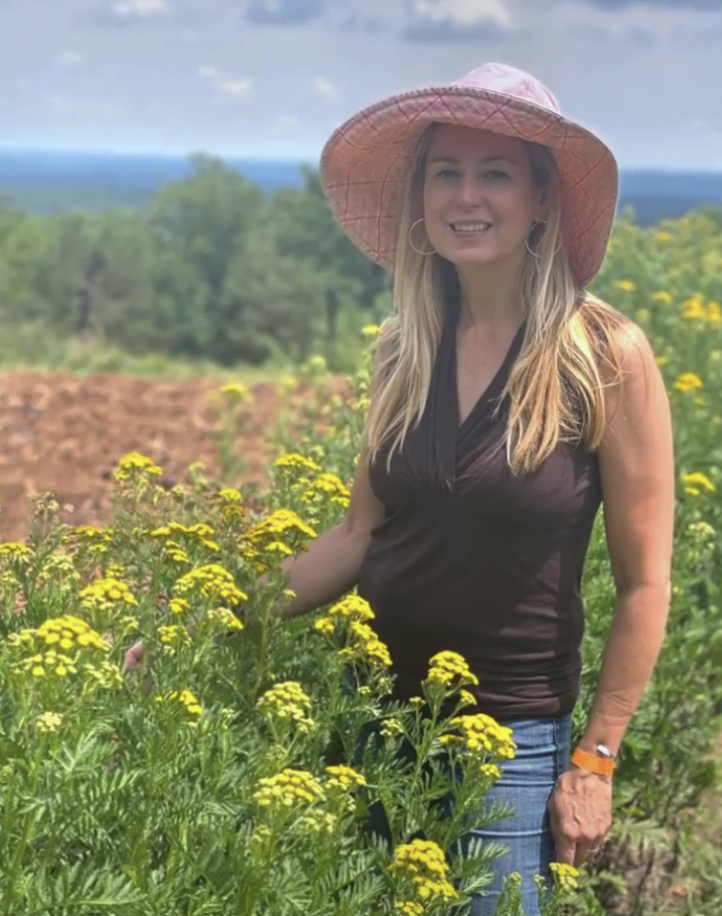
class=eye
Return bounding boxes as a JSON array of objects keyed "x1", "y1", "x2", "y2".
[
  {"x1": 435, "y1": 168, "x2": 459, "y2": 179},
  {"x1": 485, "y1": 170, "x2": 509, "y2": 180}
]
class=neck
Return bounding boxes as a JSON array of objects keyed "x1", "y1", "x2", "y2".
[{"x1": 456, "y1": 261, "x2": 524, "y2": 331}]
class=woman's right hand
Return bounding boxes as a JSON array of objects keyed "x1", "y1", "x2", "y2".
[{"x1": 123, "y1": 639, "x2": 146, "y2": 672}]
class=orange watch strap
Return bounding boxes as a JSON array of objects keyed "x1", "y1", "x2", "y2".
[{"x1": 571, "y1": 747, "x2": 616, "y2": 777}]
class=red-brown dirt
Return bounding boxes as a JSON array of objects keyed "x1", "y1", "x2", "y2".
[{"x1": 0, "y1": 369, "x2": 329, "y2": 544}]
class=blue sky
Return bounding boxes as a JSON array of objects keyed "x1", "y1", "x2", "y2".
[{"x1": 4, "y1": 0, "x2": 722, "y2": 169}]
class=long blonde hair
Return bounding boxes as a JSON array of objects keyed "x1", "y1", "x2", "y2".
[{"x1": 361, "y1": 122, "x2": 627, "y2": 475}]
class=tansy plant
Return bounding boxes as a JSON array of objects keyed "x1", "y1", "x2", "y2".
[{"x1": 0, "y1": 452, "x2": 584, "y2": 916}]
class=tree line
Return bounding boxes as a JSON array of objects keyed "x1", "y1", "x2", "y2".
[{"x1": 0, "y1": 154, "x2": 390, "y2": 369}]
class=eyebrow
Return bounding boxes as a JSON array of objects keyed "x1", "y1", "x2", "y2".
[{"x1": 429, "y1": 156, "x2": 513, "y2": 166}]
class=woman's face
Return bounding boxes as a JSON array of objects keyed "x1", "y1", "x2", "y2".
[{"x1": 422, "y1": 123, "x2": 547, "y2": 272}]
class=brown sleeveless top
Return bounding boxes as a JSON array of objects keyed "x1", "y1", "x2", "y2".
[{"x1": 357, "y1": 298, "x2": 602, "y2": 720}]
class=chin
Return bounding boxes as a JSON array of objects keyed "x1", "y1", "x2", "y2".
[{"x1": 441, "y1": 249, "x2": 503, "y2": 267}]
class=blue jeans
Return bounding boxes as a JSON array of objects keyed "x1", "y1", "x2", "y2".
[{"x1": 354, "y1": 712, "x2": 572, "y2": 916}]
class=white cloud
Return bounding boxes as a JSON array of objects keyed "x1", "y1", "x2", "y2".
[
  {"x1": 112, "y1": 0, "x2": 171, "y2": 18},
  {"x1": 197, "y1": 65, "x2": 253, "y2": 100},
  {"x1": 412, "y1": 0, "x2": 513, "y2": 28},
  {"x1": 311, "y1": 76, "x2": 339, "y2": 100},
  {"x1": 216, "y1": 78, "x2": 253, "y2": 98}
]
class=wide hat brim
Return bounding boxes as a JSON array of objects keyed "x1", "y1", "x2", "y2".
[{"x1": 319, "y1": 83, "x2": 619, "y2": 289}]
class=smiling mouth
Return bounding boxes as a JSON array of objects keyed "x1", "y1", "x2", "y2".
[{"x1": 450, "y1": 222, "x2": 492, "y2": 234}]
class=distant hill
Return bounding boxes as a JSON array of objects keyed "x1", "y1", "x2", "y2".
[{"x1": 1, "y1": 149, "x2": 722, "y2": 227}]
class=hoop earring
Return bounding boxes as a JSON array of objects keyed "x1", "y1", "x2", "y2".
[
  {"x1": 526, "y1": 220, "x2": 562, "y2": 258},
  {"x1": 408, "y1": 218, "x2": 437, "y2": 256}
]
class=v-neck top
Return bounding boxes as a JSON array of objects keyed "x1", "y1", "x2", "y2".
[{"x1": 358, "y1": 298, "x2": 602, "y2": 720}]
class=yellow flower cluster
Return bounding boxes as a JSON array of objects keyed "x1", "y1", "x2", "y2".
[
  {"x1": 205, "y1": 608, "x2": 245, "y2": 633},
  {"x1": 549, "y1": 862, "x2": 579, "y2": 892},
  {"x1": 681, "y1": 296, "x2": 722, "y2": 324},
  {"x1": 314, "y1": 594, "x2": 392, "y2": 668},
  {"x1": 35, "y1": 712, "x2": 63, "y2": 734},
  {"x1": 150, "y1": 521, "x2": 221, "y2": 554},
  {"x1": 340, "y1": 620, "x2": 393, "y2": 668},
  {"x1": 300, "y1": 472, "x2": 351, "y2": 510},
  {"x1": 274, "y1": 453, "x2": 322, "y2": 476},
  {"x1": 9, "y1": 615, "x2": 109, "y2": 654},
  {"x1": 315, "y1": 594, "x2": 376, "y2": 629},
  {"x1": 673, "y1": 372, "x2": 703, "y2": 393},
  {"x1": 219, "y1": 382, "x2": 251, "y2": 403},
  {"x1": 389, "y1": 839, "x2": 459, "y2": 905},
  {"x1": 156, "y1": 688, "x2": 203, "y2": 717},
  {"x1": 424, "y1": 651, "x2": 479, "y2": 691},
  {"x1": 253, "y1": 768, "x2": 326, "y2": 810},
  {"x1": 15, "y1": 650, "x2": 78, "y2": 679},
  {"x1": 0, "y1": 542, "x2": 34, "y2": 560},
  {"x1": 158, "y1": 624, "x2": 191, "y2": 650},
  {"x1": 299, "y1": 811, "x2": 337, "y2": 835},
  {"x1": 173, "y1": 563, "x2": 248, "y2": 606},
  {"x1": 682, "y1": 471, "x2": 716, "y2": 496},
  {"x1": 257, "y1": 681, "x2": 314, "y2": 732},
  {"x1": 214, "y1": 487, "x2": 246, "y2": 523},
  {"x1": 79, "y1": 577, "x2": 139, "y2": 612},
  {"x1": 240, "y1": 509, "x2": 317, "y2": 572},
  {"x1": 113, "y1": 451, "x2": 162, "y2": 483},
  {"x1": 83, "y1": 661, "x2": 125, "y2": 691},
  {"x1": 440, "y1": 713, "x2": 517, "y2": 763},
  {"x1": 324, "y1": 764, "x2": 367, "y2": 793},
  {"x1": 396, "y1": 902, "x2": 424, "y2": 916}
]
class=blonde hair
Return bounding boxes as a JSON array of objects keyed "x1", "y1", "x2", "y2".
[{"x1": 362, "y1": 122, "x2": 628, "y2": 475}]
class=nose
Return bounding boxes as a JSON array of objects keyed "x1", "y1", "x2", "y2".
[{"x1": 455, "y1": 172, "x2": 485, "y2": 209}]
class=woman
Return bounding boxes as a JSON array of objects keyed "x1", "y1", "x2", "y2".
[
  {"x1": 126, "y1": 62, "x2": 675, "y2": 915},
  {"x1": 274, "y1": 62, "x2": 674, "y2": 914}
]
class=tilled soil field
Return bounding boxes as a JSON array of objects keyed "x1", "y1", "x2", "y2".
[{"x1": 0, "y1": 369, "x2": 331, "y2": 544}]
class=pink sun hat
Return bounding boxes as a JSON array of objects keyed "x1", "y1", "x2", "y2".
[{"x1": 319, "y1": 62, "x2": 619, "y2": 289}]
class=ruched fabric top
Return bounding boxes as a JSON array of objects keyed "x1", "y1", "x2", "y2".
[{"x1": 358, "y1": 300, "x2": 603, "y2": 720}]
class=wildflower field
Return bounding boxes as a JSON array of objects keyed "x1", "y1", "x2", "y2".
[{"x1": 0, "y1": 211, "x2": 721, "y2": 916}]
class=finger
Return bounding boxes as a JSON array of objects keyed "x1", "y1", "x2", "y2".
[
  {"x1": 123, "y1": 641, "x2": 145, "y2": 671},
  {"x1": 554, "y1": 838, "x2": 576, "y2": 867},
  {"x1": 574, "y1": 841, "x2": 594, "y2": 868}
]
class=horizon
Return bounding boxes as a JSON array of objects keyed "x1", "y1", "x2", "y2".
[{"x1": 1, "y1": 147, "x2": 722, "y2": 177}]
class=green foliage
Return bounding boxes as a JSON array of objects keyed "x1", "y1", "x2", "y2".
[{"x1": 0, "y1": 156, "x2": 391, "y2": 371}]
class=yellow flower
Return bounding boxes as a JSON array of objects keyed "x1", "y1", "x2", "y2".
[
  {"x1": 425, "y1": 651, "x2": 479, "y2": 690},
  {"x1": 439, "y1": 713, "x2": 517, "y2": 761},
  {"x1": 681, "y1": 296, "x2": 707, "y2": 321},
  {"x1": 219, "y1": 383, "x2": 251, "y2": 402},
  {"x1": 361, "y1": 324, "x2": 381, "y2": 340},
  {"x1": 156, "y1": 688, "x2": 203, "y2": 717},
  {"x1": 682, "y1": 472, "x2": 716, "y2": 497},
  {"x1": 324, "y1": 764, "x2": 367, "y2": 793},
  {"x1": 708, "y1": 301, "x2": 722, "y2": 324},
  {"x1": 253, "y1": 768, "x2": 326, "y2": 811},
  {"x1": 614, "y1": 280, "x2": 636, "y2": 292},
  {"x1": 389, "y1": 839, "x2": 459, "y2": 904},
  {"x1": 550, "y1": 862, "x2": 579, "y2": 892},
  {"x1": 257, "y1": 682, "x2": 314, "y2": 733},
  {"x1": 35, "y1": 712, "x2": 63, "y2": 734},
  {"x1": 673, "y1": 373, "x2": 703, "y2": 393},
  {"x1": 274, "y1": 453, "x2": 322, "y2": 475},
  {"x1": 113, "y1": 451, "x2": 162, "y2": 483},
  {"x1": 651, "y1": 290, "x2": 672, "y2": 304},
  {"x1": 656, "y1": 231, "x2": 673, "y2": 243}
]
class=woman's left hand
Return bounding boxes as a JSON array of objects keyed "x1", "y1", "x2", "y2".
[{"x1": 547, "y1": 767, "x2": 613, "y2": 867}]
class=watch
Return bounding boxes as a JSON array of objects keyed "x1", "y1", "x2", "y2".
[{"x1": 571, "y1": 743, "x2": 617, "y2": 777}]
